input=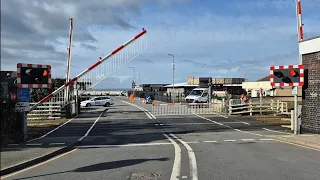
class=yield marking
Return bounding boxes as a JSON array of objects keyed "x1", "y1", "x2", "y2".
[
  {"x1": 26, "y1": 143, "x2": 42, "y2": 146},
  {"x1": 203, "y1": 140, "x2": 218, "y2": 143},
  {"x1": 223, "y1": 140, "x2": 236, "y2": 142},
  {"x1": 260, "y1": 138, "x2": 274, "y2": 141}
]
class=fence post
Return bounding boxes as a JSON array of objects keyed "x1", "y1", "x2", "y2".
[
  {"x1": 271, "y1": 99, "x2": 274, "y2": 110},
  {"x1": 249, "y1": 101, "x2": 253, "y2": 116},
  {"x1": 276, "y1": 100, "x2": 280, "y2": 113},
  {"x1": 291, "y1": 110, "x2": 294, "y2": 130},
  {"x1": 228, "y1": 99, "x2": 232, "y2": 115},
  {"x1": 281, "y1": 102, "x2": 284, "y2": 113}
]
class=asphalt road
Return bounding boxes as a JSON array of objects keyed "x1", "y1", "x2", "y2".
[{"x1": 3, "y1": 97, "x2": 320, "y2": 180}]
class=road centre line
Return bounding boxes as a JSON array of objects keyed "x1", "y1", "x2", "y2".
[
  {"x1": 163, "y1": 134, "x2": 181, "y2": 180},
  {"x1": 223, "y1": 140, "x2": 236, "y2": 142},
  {"x1": 78, "y1": 109, "x2": 108, "y2": 142},
  {"x1": 170, "y1": 133, "x2": 198, "y2": 180},
  {"x1": 27, "y1": 115, "x2": 79, "y2": 143}
]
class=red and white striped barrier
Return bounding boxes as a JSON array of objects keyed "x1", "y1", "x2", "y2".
[
  {"x1": 296, "y1": 0, "x2": 303, "y2": 41},
  {"x1": 29, "y1": 28, "x2": 147, "y2": 112}
]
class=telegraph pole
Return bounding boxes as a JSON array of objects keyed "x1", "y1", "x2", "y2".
[{"x1": 168, "y1": 54, "x2": 175, "y2": 103}]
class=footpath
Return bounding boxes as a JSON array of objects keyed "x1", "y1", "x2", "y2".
[{"x1": 266, "y1": 134, "x2": 320, "y2": 150}]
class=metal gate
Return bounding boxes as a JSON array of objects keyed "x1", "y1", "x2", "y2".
[{"x1": 151, "y1": 102, "x2": 227, "y2": 116}]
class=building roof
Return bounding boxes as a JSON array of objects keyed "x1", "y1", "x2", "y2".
[
  {"x1": 256, "y1": 75, "x2": 269, "y2": 82},
  {"x1": 164, "y1": 82, "x2": 199, "y2": 88}
]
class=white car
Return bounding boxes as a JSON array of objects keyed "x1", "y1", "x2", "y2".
[{"x1": 80, "y1": 96, "x2": 114, "y2": 107}]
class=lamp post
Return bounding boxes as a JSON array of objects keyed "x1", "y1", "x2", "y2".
[
  {"x1": 128, "y1": 67, "x2": 136, "y2": 83},
  {"x1": 168, "y1": 54, "x2": 175, "y2": 103}
]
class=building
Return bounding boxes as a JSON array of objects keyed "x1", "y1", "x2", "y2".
[
  {"x1": 299, "y1": 36, "x2": 320, "y2": 133},
  {"x1": 164, "y1": 77, "x2": 245, "y2": 96},
  {"x1": 242, "y1": 76, "x2": 302, "y2": 99}
]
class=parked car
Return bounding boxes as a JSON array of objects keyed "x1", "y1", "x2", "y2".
[{"x1": 80, "y1": 96, "x2": 114, "y2": 107}]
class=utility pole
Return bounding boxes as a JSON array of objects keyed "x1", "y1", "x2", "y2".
[
  {"x1": 65, "y1": 18, "x2": 73, "y2": 104},
  {"x1": 168, "y1": 54, "x2": 175, "y2": 103},
  {"x1": 139, "y1": 73, "x2": 140, "y2": 85}
]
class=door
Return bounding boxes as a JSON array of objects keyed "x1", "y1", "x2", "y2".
[
  {"x1": 94, "y1": 97, "x2": 103, "y2": 105},
  {"x1": 200, "y1": 91, "x2": 208, "y2": 102}
]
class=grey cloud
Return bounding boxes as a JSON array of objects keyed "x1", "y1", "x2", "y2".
[
  {"x1": 140, "y1": 59, "x2": 154, "y2": 63},
  {"x1": 81, "y1": 44, "x2": 98, "y2": 51},
  {"x1": 1, "y1": 0, "x2": 146, "y2": 70},
  {"x1": 179, "y1": 59, "x2": 209, "y2": 68}
]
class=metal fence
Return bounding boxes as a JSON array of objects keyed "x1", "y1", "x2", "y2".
[
  {"x1": 134, "y1": 91, "x2": 187, "y2": 103},
  {"x1": 151, "y1": 102, "x2": 227, "y2": 116}
]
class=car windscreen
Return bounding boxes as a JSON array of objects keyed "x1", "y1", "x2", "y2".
[{"x1": 189, "y1": 90, "x2": 203, "y2": 96}]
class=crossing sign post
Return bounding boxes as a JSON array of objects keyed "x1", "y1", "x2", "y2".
[{"x1": 270, "y1": 64, "x2": 304, "y2": 135}]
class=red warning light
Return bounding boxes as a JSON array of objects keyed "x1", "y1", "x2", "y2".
[
  {"x1": 289, "y1": 69, "x2": 297, "y2": 77},
  {"x1": 43, "y1": 70, "x2": 48, "y2": 76}
]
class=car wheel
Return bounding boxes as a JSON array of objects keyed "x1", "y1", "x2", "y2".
[
  {"x1": 104, "y1": 102, "x2": 111, "y2": 107},
  {"x1": 86, "y1": 103, "x2": 91, "y2": 107}
]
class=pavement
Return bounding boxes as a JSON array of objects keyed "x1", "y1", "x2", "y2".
[{"x1": 1, "y1": 97, "x2": 319, "y2": 180}]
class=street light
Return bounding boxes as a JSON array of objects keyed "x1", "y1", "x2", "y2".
[
  {"x1": 128, "y1": 67, "x2": 136, "y2": 83},
  {"x1": 168, "y1": 53, "x2": 175, "y2": 103}
]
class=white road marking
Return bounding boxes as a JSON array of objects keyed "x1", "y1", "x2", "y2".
[
  {"x1": 234, "y1": 129, "x2": 264, "y2": 137},
  {"x1": 240, "y1": 121, "x2": 250, "y2": 125},
  {"x1": 26, "y1": 143, "x2": 42, "y2": 146},
  {"x1": 121, "y1": 100, "x2": 155, "y2": 119},
  {"x1": 49, "y1": 143, "x2": 65, "y2": 145},
  {"x1": 163, "y1": 134, "x2": 181, "y2": 180},
  {"x1": 182, "y1": 176, "x2": 188, "y2": 179},
  {"x1": 185, "y1": 141, "x2": 199, "y2": 144},
  {"x1": 78, "y1": 109, "x2": 107, "y2": 142},
  {"x1": 241, "y1": 139, "x2": 255, "y2": 141},
  {"x1": 27, "y1": 115, "x2": 79, "y2": 143},
  {"x1": 193, "y1": 114, "x2": 228, "y2": 127},
  {"x1": 262, "y1": 128, "x2": 291, "y2": 134},
  {"x1": 260, "y1": 138, "x2": 274, "y2": 141},
  {"x1": 203, "y1": 140, "x2": 218, "y2": 143},
  {"x1": 170, "y1": 134, "x2": 198, "y2": 180},
  {"x1": 223, "y1": 140, "x2": 236, "y2": 142},
  {"x1": 77, "y1": 142, "x2": 173, "y2": 148}
]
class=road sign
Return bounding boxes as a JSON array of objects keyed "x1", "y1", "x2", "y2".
[
  {"x1": 18, "y1": 88, "x2": 30, "y2": 102},
  {"x1": 292, "y1": 86, "x2": 298, "y2": 95},
  {"x1": 15, "y1": 102, "x2": 30, "y2": 111},
  {"x1": 270, "y1": 64, "x2": 304, "y2": 87}
]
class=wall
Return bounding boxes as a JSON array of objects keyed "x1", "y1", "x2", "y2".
[{"x1": 300, "y1": 37, "x2": 320, "y2": 134}]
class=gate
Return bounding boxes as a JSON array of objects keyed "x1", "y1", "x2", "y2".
[
  {"x1": 28, "y1": 28, "x2": 148, "y2": 119},
  {"x1": 151, "y1": 102, "x2": 227, "y2": 116}
]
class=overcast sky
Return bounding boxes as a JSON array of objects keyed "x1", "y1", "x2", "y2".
[{"x1": 1, "y1": 0, "x2": 320, "y2": 89}]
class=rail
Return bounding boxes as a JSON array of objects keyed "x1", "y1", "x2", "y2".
[{"x1": 228, "y1": 100, "x2": 288, "y2": 115}]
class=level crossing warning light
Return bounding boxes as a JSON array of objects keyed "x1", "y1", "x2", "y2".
[
  {"x1": 17, "y1": 63, "x2": 52, "y2": 88},
  {"x1": 270, "y1": 64, "x2": 304, "y2": 87}
]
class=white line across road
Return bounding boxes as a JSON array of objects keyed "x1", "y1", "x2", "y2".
[
  {"x1": 78, "y1": 109, "x2": 108, "y2": 142},
  {"x1": 170, "y1": 133, "x2": 198, "y2": 180}
]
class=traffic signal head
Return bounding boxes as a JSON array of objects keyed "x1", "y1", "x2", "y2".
[
  {"x1": 17, "y1": 63, "x2": 52, "y2": 88},
  {"x1": 270, "y1": 65, "x2": 304, "y2": 87}
]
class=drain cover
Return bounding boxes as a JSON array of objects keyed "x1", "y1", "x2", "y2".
[{"x1": 129, "y1": 172, "x2": 161, "y2": 180}]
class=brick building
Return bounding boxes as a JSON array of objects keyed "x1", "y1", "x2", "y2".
[{"x1": 299, "y1": 36, "x2": 320, "y2": 133}]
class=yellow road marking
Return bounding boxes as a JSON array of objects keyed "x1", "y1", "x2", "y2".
[{"x1": 1, "y1": 148, "x2": 78, "y2": 179}]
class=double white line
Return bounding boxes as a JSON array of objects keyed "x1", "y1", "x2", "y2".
[{"x1": 121, "y1": 100, "x2": 198, "y2": 180}]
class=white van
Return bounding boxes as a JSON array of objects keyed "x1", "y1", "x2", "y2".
[{"x1": 185, "y1": 88, "x2": 208, "y2": 103}]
